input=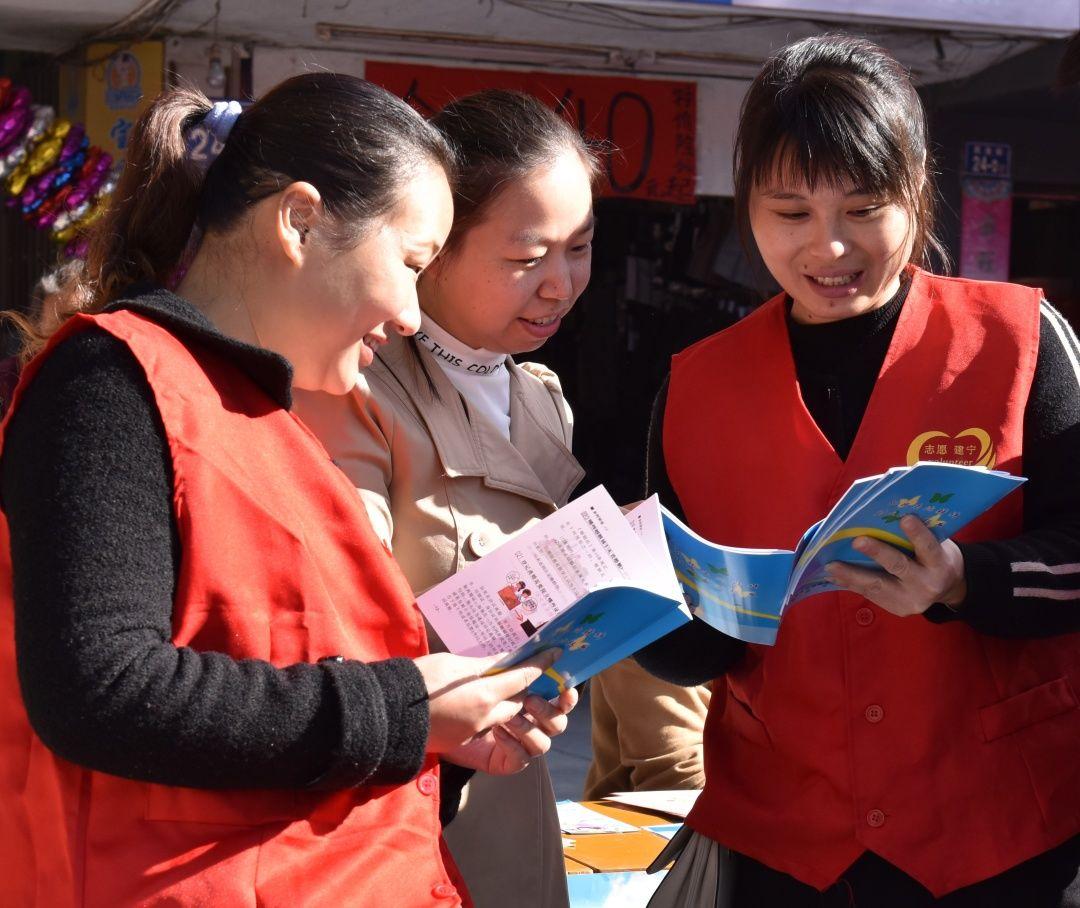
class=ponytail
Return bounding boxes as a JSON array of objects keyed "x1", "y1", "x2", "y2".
[
  {"x1": 9, "y1": 73, "x2": 452, "y2": 362},
  {"x1": 84, "y1": 87, "x2": 211, "y2": 308}
]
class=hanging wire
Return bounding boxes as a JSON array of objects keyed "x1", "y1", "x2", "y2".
[
  {"x1": 497, "y1": 0, "x2": 769, "y2": 33},
  {"x1": 56, "y1": 0, "x2": 198, "y2": 63},
  {"x1": 497, "y1": 0, "x2": 1039, "y2": 60}
]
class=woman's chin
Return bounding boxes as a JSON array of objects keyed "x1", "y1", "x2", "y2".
[{"x1": 293, "y1": 360, "x2": 360, "y2": 396}]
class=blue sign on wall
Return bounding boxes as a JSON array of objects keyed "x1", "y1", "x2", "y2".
[{"x1": 963, "y1": 142, "x2": 1011, "y2": 179}]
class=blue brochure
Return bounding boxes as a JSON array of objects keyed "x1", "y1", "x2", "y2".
[
  {"x1": 418, "y1": 465, "x2": 1023, "y2": 692},
  {"x1": 662, "y1": 462, "x2": 1025, "y2": 645},
  {"x1": 493, "y1": 585, "x2": 691, "y2": 700},
  {"x1": 417, "y1": 486, "x2": 692, "y2": 699}
]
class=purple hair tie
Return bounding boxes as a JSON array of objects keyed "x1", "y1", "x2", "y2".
[
  {"x1": 168, "y1": 101, "x2": 243, "y2": 289},
  {"x1": 184, "y1": 100, "x2": 242, "y2": 173}
]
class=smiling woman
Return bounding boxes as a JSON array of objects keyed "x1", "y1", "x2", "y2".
[
  {"x1": 0, "y1": 73, "x2": 575, "y2": 908},
  {"x1": 294, "y1": 89, "x2": 604, "y2": 908},
  {"x1": 177, "y1": 160, "x2": 452, "y2": 391},
  {"x1": 421, "y1": 150, "x2": 595, "y2": 352},
  {"x1": 748, "y1": 180, "x2": 915, "y2": 324},
  {"x1": 636, "y1": 34, "x2": 1080, "y2": 908}
]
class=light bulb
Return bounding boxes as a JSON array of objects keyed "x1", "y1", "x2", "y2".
[{"x1": 207, "y1": 45, "x2": 226, "y2": 91}]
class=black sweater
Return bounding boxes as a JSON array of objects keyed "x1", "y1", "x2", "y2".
[
  {"x1": 1, "y1": 289, "x2": 430, "y2": 791},
  {"x1": 638, "y1": 287, "x2": 1080, "y2": 686}
]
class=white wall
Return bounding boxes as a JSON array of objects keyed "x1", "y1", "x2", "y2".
[
  {"x1": 694, "y1": 76, "x2": 746, "y2": 197},
  {"x1": 252, "y1": 46, "x2": 748, "y2": 197}
]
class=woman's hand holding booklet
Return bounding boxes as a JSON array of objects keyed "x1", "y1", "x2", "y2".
[{"x1": 416, "y1": 463, "x2": 1024, "y2": 694}]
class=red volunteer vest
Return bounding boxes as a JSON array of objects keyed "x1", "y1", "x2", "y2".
[
  {"x1": 0, "y1": 308, "x2": 465, "y2": 907},
  {"x1": 664, "y1": 268, "x2": 1080, "y2": 896}
]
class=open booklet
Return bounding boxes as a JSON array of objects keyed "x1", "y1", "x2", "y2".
[
  {"x1": 662, "y1": 461, "x2": 1025, "y2": 644},
  {"x1": 416, "y1": 485, "x2": 692, "y2": 699},
  {"x1": 416, "y1": 462, "x2": 1024, "y2": 696}
]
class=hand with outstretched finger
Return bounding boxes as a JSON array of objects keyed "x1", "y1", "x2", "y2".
[
  {"x1": 445, "y1": 687, "x2": 579, "y2": 776},
  {"x1": 415, "y1": 648, "x2": 574, "y2": 773}
]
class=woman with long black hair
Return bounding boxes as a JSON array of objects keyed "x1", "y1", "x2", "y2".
[
  {"x1": 0, "y1": 75, "x2": 569, "y2": 907},
  {"x1": 639, "y1": 35, "x2": 1080, "y2": 906}
]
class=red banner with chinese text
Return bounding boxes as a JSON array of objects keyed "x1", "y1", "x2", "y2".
[{"x1": 364, "y1": 61, "x2": 696, "y2": 205}]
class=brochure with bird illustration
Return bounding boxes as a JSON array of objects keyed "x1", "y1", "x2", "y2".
[
  {"x1": 415, "y1": 463, "x2": 1024, "y2": 694},
  {"x1": 415, "y1": 485, "x2": 693, "y2": 699},
  {"x1": 662, "y1": 461, "x2": 1025, "y2": 644}
]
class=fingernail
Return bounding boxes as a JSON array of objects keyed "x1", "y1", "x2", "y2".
[{"x1": 852, "y1": 538, "x2": 867, "y2": 552}]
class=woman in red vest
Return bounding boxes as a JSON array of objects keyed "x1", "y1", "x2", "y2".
[
  {"x1": 295, "y1": 89, "x2": 598, "y2": 908},
  {"x1": 639, "y1": 36, "x2": 1080, "y2": 906},
  {"x1": 0, "y1": 75, "x2": 574, "y2": 907}
]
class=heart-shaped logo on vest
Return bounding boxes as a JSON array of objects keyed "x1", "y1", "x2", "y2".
[{"x1": 906, "y1": 428, "x2": 996, "y2": 469}]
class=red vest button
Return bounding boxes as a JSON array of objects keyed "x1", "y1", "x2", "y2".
[
  {"x1": 865, "y1": 704, "x2": 884, "y2": 723},
  {"x1": 867, "y1": 809, "x2": 886, "y2": 828},
  {"x1": 432, "y1": 883, "x2": 457, "y2": 899},
  {"x1": 855, "y1": 607, "x2": 875, "y2": 626},
  {"x1": 417, "y1": 773, "x2": 437, "y2": 796}
]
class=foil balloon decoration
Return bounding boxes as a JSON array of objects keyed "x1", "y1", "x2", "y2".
[
  {"x1": 53, "y1": 192, "x2": 108, "y2": 243},
  {"x1": 65, "y1": 149, "x2": 112, "y2": 211},
  {"x1": 19, "y1": 147, "x2": 86, "y2": 216},
  {"x1": 26, "y1": 120, "x2": 72, "y2": 178},
  {"x1": 0, "y1": 97, "x2": 31, "y2": 154},
  {"x1": 33, "y1": 186, "x2": 75, "y2": 229},
  {"x1": 1, "y1": 77, "x2": 122, "y2": 258},
  {"x1": 17, "y1": 168, "x2": 59, "y2": 210},
  {"x1": 0, "y1": 91, "x2": 32, "y2": 153},
  {"x1": 95, "y1": 161, "x2": 123, "y2": 198},
  {"x1": 57, "y1": 124, "x2": 86, "y2": 163},
  {"x1": 49, "y1": 198, "x2": 90, "y2": 236},
  {"x1": 0, "y1": 102, "x2": 51, "y2": 159},
  {"x1": 23, "y1": 105, "x2": 56, "y2": 145},
  {"x1": 0, "y1": 139, "x2": 28, "y2": 180},
  {"x1": 2, "y1": 106, "x2": 56, "y2": 193}
]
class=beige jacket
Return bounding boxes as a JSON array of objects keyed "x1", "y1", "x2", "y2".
[{"x1": 293, "y1": 334, "x2": 584, "y2": 908}]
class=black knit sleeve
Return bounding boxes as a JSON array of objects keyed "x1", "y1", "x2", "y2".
[
  {"x1": 1, "y1": 327, "x2": 429, "y2": 790},
  {"x1": 634, "y1": 375, "x2": 747, "y2": 686},
  {"x1": 926, "y1": 303, "x2": 1080, "y2": 637}
]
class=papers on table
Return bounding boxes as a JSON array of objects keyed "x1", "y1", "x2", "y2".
[
  {"x1": 644, "y1": 824, "x2": 683, "y2": 840},
  {"x1": 601, "y1": 789, "x2": 702, "y2": 819},
  {"x1": 557, "y1": 800, "x2": 640, "y2": 835}
]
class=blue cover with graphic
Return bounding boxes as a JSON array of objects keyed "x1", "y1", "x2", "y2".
[
  {"x1": 663, "y1": 462, "x2": 1025, "y2": 646},
  {"x1": 493, "y1": 586, "x2": 691, "y2": 699}
]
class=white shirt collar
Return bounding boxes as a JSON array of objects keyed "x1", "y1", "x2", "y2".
[{"x1": 415, "y1": 314, "x2": 507, "y2": 377}]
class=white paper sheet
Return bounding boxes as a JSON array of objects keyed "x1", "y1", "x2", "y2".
[
  {"x1": 601, "y1": 790, "x2": 702, "y2": 819},
  {"x1": 556, "y1": 800, "x2": 639, "y2": 835}
]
